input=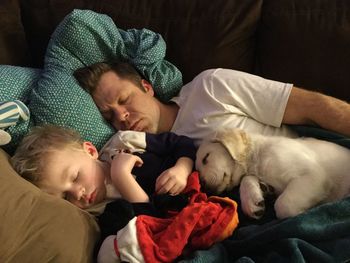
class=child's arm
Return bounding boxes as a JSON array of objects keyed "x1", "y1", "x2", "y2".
[
  {"x1": 155, "y1": 156, "x2": 194, "y2": 195},
  {"x1": 110, "y1": 152, "x2": 150, "y2": 203}
]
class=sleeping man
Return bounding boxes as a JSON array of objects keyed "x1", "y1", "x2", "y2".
[{"x1": 74, "y1": 61, "x2": 350, "y2": 147}]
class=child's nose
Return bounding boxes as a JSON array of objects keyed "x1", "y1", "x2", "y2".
[{"x1": 71, "y1": 186, "x2": 86, "y2": 200}]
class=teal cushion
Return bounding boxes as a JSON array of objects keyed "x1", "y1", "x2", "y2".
[
  {"x1": 30, "y1": 9, "x2": 182, "y2": 149},
  {"x1": 0, "y1": 65, "x2": 40, "y2": 154}
]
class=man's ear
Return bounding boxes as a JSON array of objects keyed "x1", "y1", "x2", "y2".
[
  {"x1": 83, "y1": 141, "x2": 99, "y2": 159},
  {"x1": 141, "y1": 79, "x2": 154, "y2": 96}
]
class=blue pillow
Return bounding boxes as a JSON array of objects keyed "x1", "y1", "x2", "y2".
[
  {"x1": 30, "y1": 9, "x2": 182, "y2": 149},
  {"x1": 0, "y1": 65, "x2": 41, "y2": 154}
]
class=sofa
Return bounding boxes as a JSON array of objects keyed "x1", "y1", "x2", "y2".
[{"x1": 1, "y1": 0, "x2": 350, "y2": 262}]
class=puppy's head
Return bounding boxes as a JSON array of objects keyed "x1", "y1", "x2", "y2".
[{"x1": 195, "y1": 129, "x2": 251, "y2": 194}]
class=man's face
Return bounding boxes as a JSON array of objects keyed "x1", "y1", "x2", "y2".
[
  {"x1": 40, "y1": 143, "x2": 107, "y2": 209},
  {"x1": 93, "y1": 71, "x2": 161, "y2": 133}
]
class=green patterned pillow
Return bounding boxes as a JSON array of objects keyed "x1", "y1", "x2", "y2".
[
  {"x1": 30, "y1": 9, "x2": 182, "y2": 149},
  {"x1": 0, "y1": 65, "x2": 41, "y2": 154}
]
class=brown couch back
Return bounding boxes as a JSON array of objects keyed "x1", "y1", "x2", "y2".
[
  {"x1": 1, "y1": 1, "x2": 350, "y2": 262},
  {"x1": 256, "y1": 0, "x2": 350, "y2": 101},
  {"x1": 0, "y1": 0, "x2": 30, "y2": 66},
  {"x1": 2, "y1": 0, "x2": 350, "y2": 101},
  {"x1": 19, "y1": 0, "x2": 262, "y2": 84},
  {"x1": 10, "y1": 0, "x2": 350, "y2": 102}
]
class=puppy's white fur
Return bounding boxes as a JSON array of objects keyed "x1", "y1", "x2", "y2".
[{"x1": 195, "y1": 129, "x2": 350, "y2": 219}]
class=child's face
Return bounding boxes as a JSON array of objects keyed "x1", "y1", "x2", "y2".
[{"x1": 40, "y1": 142, "x2": 108, "y2": 209}]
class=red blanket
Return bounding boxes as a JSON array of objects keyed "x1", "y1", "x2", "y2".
[{"x1": 98, "y1": 172, "x2": 239, "y2": 263}]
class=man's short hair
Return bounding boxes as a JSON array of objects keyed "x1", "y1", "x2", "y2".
[{"x1": 73, "y1": 61, "x2": 144, "y2": 94}]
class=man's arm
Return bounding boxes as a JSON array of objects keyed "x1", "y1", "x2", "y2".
[{"x1": 283, "y1": 86, "x2": 350, "y2": 136}]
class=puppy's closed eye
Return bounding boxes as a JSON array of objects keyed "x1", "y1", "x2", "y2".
[{"x1": 202, "y1": 153, "x2": 210, "y2": 165}]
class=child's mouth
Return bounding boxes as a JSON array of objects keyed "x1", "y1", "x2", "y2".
[{"x1": 88, "y1": 190, "x2": 97, "y2": 204}]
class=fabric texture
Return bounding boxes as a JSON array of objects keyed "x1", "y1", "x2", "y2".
[
  {"x1": 0, "y1": 149, "x2": 100, "y2": 262},
  {"x1": 179, "y1": 196, "x2": 350, "y2": 263},
  {"x1": 290, "y1": 124, "x2": 350, "y2": 149},
  {"x1": 0, "y1": 100, "x2": 30, "y2": 128},
  {"x1": 0, "y1": 65, "x2": 40, "y2": 154},
  {"x1": 29, "y1": 9, "x2": 183, "y2": 150},
  {"x1": 0, "y1": 100, "x2": 30, "y2": 145},
  {"x1": 98, "y1": 172, "x2": 239, "y2": 263},
  {"x1": 99, "y1": 130, "x2": 148, "y2": 162},
  {"x1": 171, "y1": 68, "x2": 296, "y2": 145}
]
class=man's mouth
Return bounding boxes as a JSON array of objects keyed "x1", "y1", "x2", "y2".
[{"x1": 130, "y1": 120, "x2": 142, "y2": 131}]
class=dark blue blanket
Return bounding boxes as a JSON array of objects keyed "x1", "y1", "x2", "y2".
[{"x1": 180, "y1": 196, "x2": 350, "y2": 263}]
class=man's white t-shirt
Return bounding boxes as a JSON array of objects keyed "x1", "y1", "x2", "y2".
[{"x1": 170, "y1": 69, "x2": 298, "y2": 145}]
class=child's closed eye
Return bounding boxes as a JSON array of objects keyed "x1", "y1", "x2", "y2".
[{"x1": 73, "y1": 173, "x2": 79, "y2": 182}]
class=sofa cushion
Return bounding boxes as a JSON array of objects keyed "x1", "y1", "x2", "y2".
[
  {"x1": 256, "y1": 0, "x2": 350, "y2": 101},
  {"x1": 0, "y1": 149, "x2": 100, "y2": 262},
  {"x1": 0, "y1": 65, "x2": 41, "y2": 154},
  {"x1": 29, "y1": 9, "x2": 182, "y2": 150},
  {"x1": 20, "y1": 0, "x2": 262, "y2": 83}
]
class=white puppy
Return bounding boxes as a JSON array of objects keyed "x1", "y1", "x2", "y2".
[{"x1": 195, "y1": 129, "x2": 350, "y2": 219}]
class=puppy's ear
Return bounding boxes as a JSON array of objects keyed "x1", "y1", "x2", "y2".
[{"x1": 214, "y1": 129, "x2": 250, "y2": 163}]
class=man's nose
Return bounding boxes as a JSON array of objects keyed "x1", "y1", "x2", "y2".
[{"x1": 111, "y1": 105, "x2": 129, "y2": 122}]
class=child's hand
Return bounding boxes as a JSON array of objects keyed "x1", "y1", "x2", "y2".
[
  {"x1": 110, "y1": 152, "x2": 149, "y2": 203},
  {"x1": 110, "y1": 151, "x2": 143, "y2": 175},
  {"x1": 155, "y1": 157, "x2": 193, "y2": 196},
  {"x1": 155, "y1": 167, "x2": 188, "y2": 196}
]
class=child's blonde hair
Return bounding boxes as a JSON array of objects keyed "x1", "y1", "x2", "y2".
[{"x1": 11, "y1": 124, "x2": 85, "y2": 186}]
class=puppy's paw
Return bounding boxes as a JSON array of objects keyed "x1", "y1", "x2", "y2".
[
  {"x1": 239, "y1": 176, "x2": 265, "y2": 219},
  {"x1": 242, "y1": 192, "x2": 265, "y2": 219},
  {"x1": 259, "y1": 181, "x2": 274, "y2": 196}
]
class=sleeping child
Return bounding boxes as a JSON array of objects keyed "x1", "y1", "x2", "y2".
[
  {"x1": 11, "y1": 124, "x2": 238, "y2": 263},
  {"x1": 11, "y1": 124, "x2": 196, "y2": 208}
]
